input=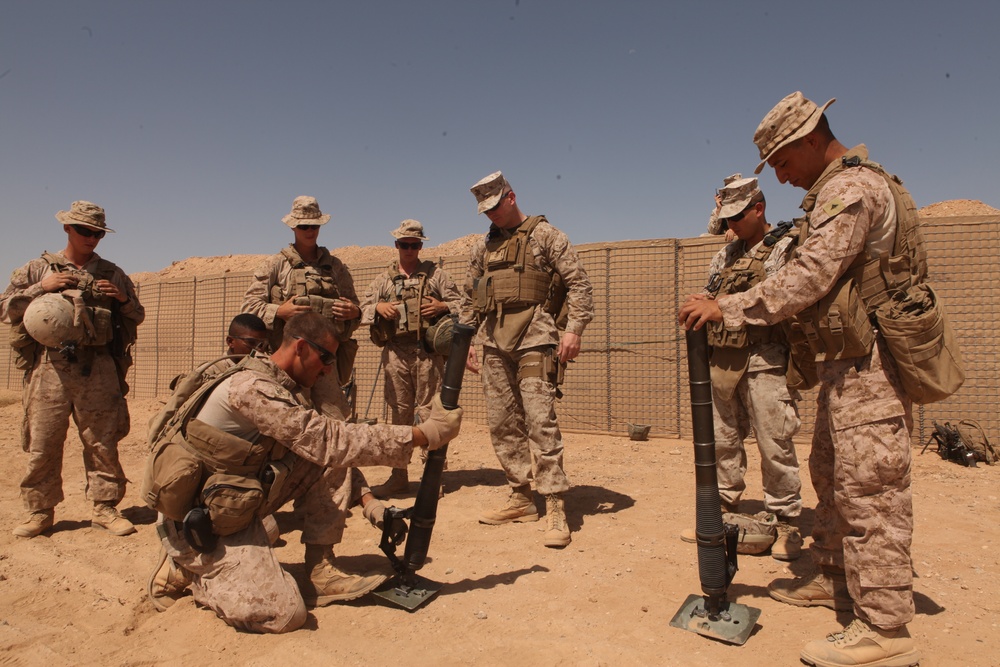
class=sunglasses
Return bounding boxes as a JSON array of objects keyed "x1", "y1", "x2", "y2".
[
  {"x1": 396, "y1": 241, "x2": 423, "y2": 250},
  {"x1": 295, "y1": 224, "x2": 321, "y2": 231},
  {"x1": 724, "y1": 202, "x2": 757, "y2": 225},
  {"x1": 294, "y1": 336, "x2": 336, "y2": 366},
  {"x1": 72, "y1": 225, "x2": 106, "y2": 239},
  {"x1": 232, "y1": 336, "x2": 270, "y2": 352}
]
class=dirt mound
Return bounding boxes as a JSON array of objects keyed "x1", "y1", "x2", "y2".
[
  {"x1": 918, "y1": 199, "x2": 1000, "y2": 218},
  {"x1": 131, "y1": 234, "x2": 482, "y2": 284}
]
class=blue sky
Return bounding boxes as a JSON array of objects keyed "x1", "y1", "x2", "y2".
[{"x1": 2, "y1": 1, "x2": 997, "y2": 276}]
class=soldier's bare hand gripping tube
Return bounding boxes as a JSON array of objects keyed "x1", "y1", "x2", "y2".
[{"x1": 402, "y1": 323, "x2": 476, "y2": 573}]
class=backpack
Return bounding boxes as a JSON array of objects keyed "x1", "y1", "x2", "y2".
[
  {"x1": 955, "y1": 419, "x2": 999, "y2": 465},
  {"x1": 924, "y1": 420, "x2": 997, "y2": 467}
]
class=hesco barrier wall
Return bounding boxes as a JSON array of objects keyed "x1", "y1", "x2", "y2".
[{"x1": 2, "y1": 215, "x2": 996, "y2": 445}]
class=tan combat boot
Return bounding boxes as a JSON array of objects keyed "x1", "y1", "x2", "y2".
[
  {"x1": 148, "y1": 547, "x2": 193, "y2": 612},
  {"x1": 769, "y1": 568, "x2": 853, "y2": 611},
  {"x1": 478, "y1": 485, "x2": 539, "y2": 525},
  {"x1": 370, "y1": 468, "x2": 409, "y2": 499},
  {"x1": 771, "y1": 519, "x2": 803, "y2": 561},
  {"x1": 301, "y1": 544, "x2": 387, "y2": 607},
  {"x1": 800, "y1": 618, "x2": 920, "y2": 667},
  {"x1": 13, "y1": 509, "x2": 54, "y2": 538},
  {"x1": 543, "y1": 494, "x2": 571, "y2": 548},
  {"x1": 92, "y1": 502, "x2": 136, "y2": 536}
]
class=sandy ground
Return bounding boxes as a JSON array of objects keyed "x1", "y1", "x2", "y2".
[{"x1": 1, "y1": 387, "x2": 998, "y2": 667}]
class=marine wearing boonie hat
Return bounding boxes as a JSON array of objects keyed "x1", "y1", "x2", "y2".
[
  {"x1": 470, "y1": 171, "x2": 510, "y2": 214},
  {"x1": 753, "y1": 91, "x2": 835, "y2": 174},
  {"x1": 282, "y1": 195, "x2": 331, "y2": 227},
  {"x1": 716, "y1": 177, "x2": 762, "y2": 220},
  {"x1": 55, "y1": 200, "x2": 115, "y2": 233},
  {"x1": 391, "y1": 219, "x2": 428, "y2": 241}
]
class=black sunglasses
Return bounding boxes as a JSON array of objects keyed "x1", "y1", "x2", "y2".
[
  {"x1": 72, "y1": 225, "x2": 106, "y2": 239},
  {"x1": 294, "y1": 336, "x2": 336, "y2": 366},
  {"x1": 396, "y1": 241, "x2": 423, "y2": 250},
  {"x1": 232, "y1": 336, "x2": 270, "y2": 352},
  {"x1": 724, "y1": 202, "x2": 757, "y2": 225},
  {"x1": 295, "y1": 224, "x2": 321, "y2": 231}
]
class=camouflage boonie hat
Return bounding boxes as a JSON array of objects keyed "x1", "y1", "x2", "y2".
[
  {"x1": 55, "y1": 200, "x2": 115, "y2": 233},
  {"x1": 717, "y1": 177, "x2": 762, "y2": 220},
  {"x1": 723, "y1": 511, "x2": 778, "y2": 555},
  {"x1": 282, "y1": 195, "x2": 331, "y2": 228},
  {"x1": 391, "y1": 219, "x2": 428, "y2": 241},
  {"x1": 470, "y1": 171, "x2": 510, "y2": 214},
  {"x1": 753, "y1": 91, "x2": 835, "y2": 174},
  {"x1": 721, "y1": 173, "x2": 743, "y2": 187}
]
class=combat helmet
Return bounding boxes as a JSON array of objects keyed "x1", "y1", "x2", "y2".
[{"x1": 22, "y1": 292, "x2": 87, "y2": 348}]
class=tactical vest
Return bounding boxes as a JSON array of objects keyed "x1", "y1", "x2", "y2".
[
  {"x1": 706, "y1": 225, "x2": 793, "y2": 349},
  {"x1": 270, "y1": 246, "x2": 346, "y2": 340},
  {"x1": 141, "y1": 355, "x2": 281, "y2": 528},
  {"x1": 370, "y1": 260, "x2": 441, "y2": 347},
  {"x1": 471, "y1": 216, "x2": 566, "y2": 351},
  {"x1": 9, "y1": 253, "x2": 137, "y2": 387},
  {"x1": 785, "y1": 146, "x2": 927, "y2": 369}
]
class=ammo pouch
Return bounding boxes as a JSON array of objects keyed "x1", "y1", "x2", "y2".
[
  {"x1": 201, "y1": 472, "x2": 265, "y2": 536},
  {"x1": 141, "y1": 438, "x2": 205, "y2": 523},
  {"x1": 369, "y1": 315, "x2": 395, "y2": 347},
  {"x1": 293, "y1": 295, "x2": 347, "y2": 338},
  {"x1": 875, "y1": 283, "x2": 965, "y2": 404},
  {"x1": 517, "y1": 348, "x2": 566, "y2": 398},
  {"x1": 86, "y1": 306, "x2": 114, "y2": 347},
  {"x1": 792, "y1": 277, "x2": 875, "y2": 362}
]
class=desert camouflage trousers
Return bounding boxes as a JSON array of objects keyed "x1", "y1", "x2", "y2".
[
  {"x1": 810, "y1": 337, "x2": 914, "y2": 628},
  {"x1": 481, "y1": 345, "x2": 568, "y2": 495},
  {"x1": 19, "y1": 352, "x2": 129, "y2": 510},
  {"x1": 712, "y1": 368, "x2": 802, "y2": 517},
  {"x1": 382, "y1": 338, "x2": 443, "y2": 426},
  {"x1": 157, "y1": 447, "x2": 359, "y2": 633},
  {"x1": 295, "y1": 374, "x2": 367, "y2": 545}
]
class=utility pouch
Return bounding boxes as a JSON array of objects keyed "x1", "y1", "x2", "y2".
[
  {"x1": 88, "y1": 306, "x2": 114, "y2": 346},
  {"x1": 9, "y1": 322, "x2": 39, "y2": 371},
  {"x1": 140, "y1": 439, "x2": 205, "y2": 522},
  {"x1": 875, "y1": 283, "x2": 964, "y2": 404},
  {"x1": 201, "y1": 472, "x2": 265, "y2": 536},
  {"x1": 369, "y1": 314, "x2": 395, "y2": 347}
]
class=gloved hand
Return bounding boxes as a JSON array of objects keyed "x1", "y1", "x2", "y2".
[
  {"x1": 361, "y1": 498, "x2": 386, "y2": 530},
  {"x1": 418, "y1": 394, "x2": 463, "y2": 450}
]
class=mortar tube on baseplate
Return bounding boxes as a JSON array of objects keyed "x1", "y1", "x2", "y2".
[
  {"x1": 400, "y1": 322, "x2": 476, "y2": 573},
  {"x1": 685, "y1": 326, "x2": 732, "y2": 614}
]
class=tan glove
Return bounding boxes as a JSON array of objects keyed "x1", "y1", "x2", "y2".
[
  {"x1": 418, "y1": 394, "x2": 462, "y2": 450},
  {"x1": 361, "y1": 498, "x2": 386, "y2": 530}
]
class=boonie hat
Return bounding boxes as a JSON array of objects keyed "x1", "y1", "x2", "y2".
[
  {"x1": 55, "y1": 200, "x2": 115, "y2": 233},
  {"x1": 717, "y1": 177, "x2": 762, "y2": 220},
  {"x1": 753, "y1": 91, "x2": 835, "y2": 174},
  {"x1": 721, "y1": 173, "x2": 743, "y2": 187},
  {"x1": 470, "y1": 171, "x2": 510, "y2": 214},
  {"x1": 282, "y1": 195, "x2": 331, "y2": 227},
  {"x1": 391, "y1": 219, "x2": 428, "y2": 241}
]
